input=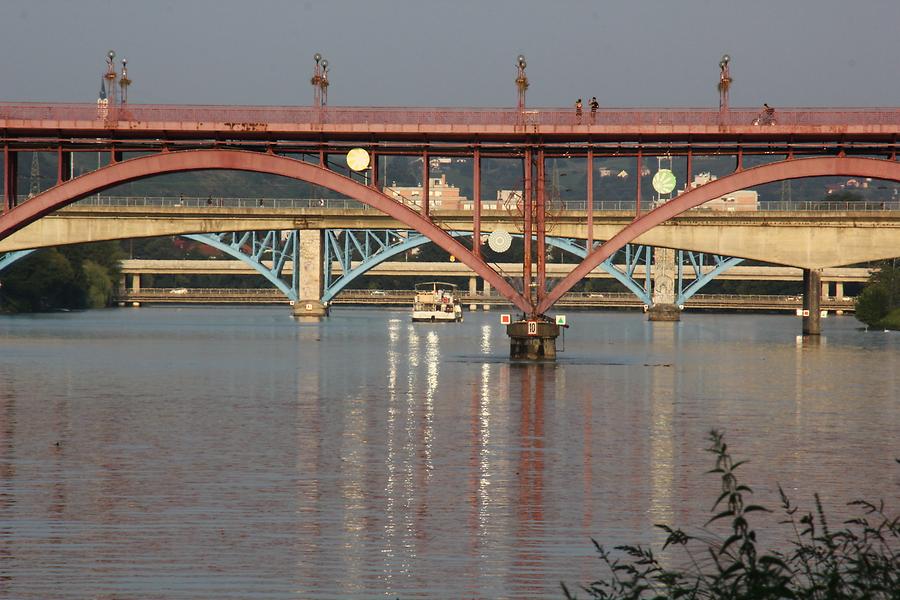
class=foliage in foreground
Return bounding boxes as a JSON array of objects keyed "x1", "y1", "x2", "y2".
[
  {"x1": 0, "y1": 242, "x2": 123, "y2": 312},
  {"x1": 856, "y1": 261, "x2": 900, "y2": 330},
  {"x1": 563, "y1": 431, "x2": 900, "y2": 599}
]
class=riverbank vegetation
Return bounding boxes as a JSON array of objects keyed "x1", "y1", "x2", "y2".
[
  {"x1": 563, "y1": 431, "x2": 899, "y2": 599},
  {"x1": 0, "y1": 242, "x2": 123, "y2": 313},
  {"x1": 855, "y1": 261, "x2": 900, "y2": 330}
]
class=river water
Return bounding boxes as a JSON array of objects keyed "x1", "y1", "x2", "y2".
[{"x1": 1, "y1": 307, "x2": 898, "y2": 599}]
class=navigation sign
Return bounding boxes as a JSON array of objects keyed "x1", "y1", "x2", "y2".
[
  {"x1": 346, "y1": 148, "x2": 370, "y2": 172},
  {"x1": 527, "y1": 321, "x2": 538, "y2": 335},
  {"x1": 652, "y1": 169, "x2": 677, "y2": 195},
  {"x1": 555, "y1": 315, "x2": 567, "y2": 326},
  {"x1": 488, "y1": 229, "x2": 512, "y2": 253},
  {"x1": 500, "y1": 314, "x2": 511, "y2": 325}
]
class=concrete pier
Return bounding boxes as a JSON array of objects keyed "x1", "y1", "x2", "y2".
[
  {"x1": 648, "y1": 246, "x2": 681, "y2": 321},
  {"x1": 507, "y1": 319, "x2": 560, "y2": 360},
  {"x1": 802, "y1": 268, "x2": 822, "y2": 335},
  {"x1": 294, "y1": 229, "x2": 328, "y2": 318}
]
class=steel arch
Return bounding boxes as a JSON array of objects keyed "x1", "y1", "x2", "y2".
[
  {"x1": 0, "y1": 249, "x2": 35, "y2": 272},
  {"x1": 538, "y1": 156, "x2": 900, "y2": 313},
  {"x1": 182, "y1": 232, "x2": 298, "y2": 301},
  {"x1": 675, "y1": 253, "x2": 744, "y2": 306},
  {"x1": 0, "y1": 149, "x2": 531, "y2": 313},
  {"x1": 322, "y1": 230, "x2": 656, "y2": 305},
  {"x1": 0, "y1": 234, "x2": 739, "y2": 308}
]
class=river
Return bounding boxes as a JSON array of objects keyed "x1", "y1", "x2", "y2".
[{"x1": 1, "y1": 307, "x2": 898, "y2": 599}]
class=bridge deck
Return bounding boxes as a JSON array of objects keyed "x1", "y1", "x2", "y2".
[
  {"x1": 117, "y1": 288, "x2": 856, "y2": 313},
  {"x1": 2, "y1": 104, "x2": 899, "y2": 145}
]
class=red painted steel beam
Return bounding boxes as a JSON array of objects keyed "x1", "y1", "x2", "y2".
[
  {"x1": 523, "y1": 149, "x2": 533, "y2": 309},
  {"x1": 536, "y1": 150, "x2": 546, "y2": 303},
  {"x1": 586, "y1": 149, "x2": 594, "y2": 249},
  {"x1": 57, "y1": 147, "x2": 71, "y2": 184},
  {"x1": 536, "y1": 156, "x2": 900, "y2": 314},
  {"x1": 422, "y1": 149, "x2": 429, "y2": 217},
  {"x1": 635, "y1": 150, "x2": 642, "y2": 219},
  {"x1": 473, "y1": 147, "x2": 481, "y2": 259},
  {"x1": 3, "y1": 148, "x2": 16, "y2": 213},
  {"x1": 0, "y1": 149, "x2": 531, "y2": 313}
]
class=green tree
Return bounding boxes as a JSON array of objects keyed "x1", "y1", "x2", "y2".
[
  {"x1": 855, "y1": 260, "x2": 900, "y2": 329},
  {"x1": 0, "y1": 249, "x2": 76, "y2": 312},
  {"x1": 81, "y1": 259, "x2": 114, "y2": 308},
  {"x1": 0, "y1": 241, "x2": 124, "y2": 313}
]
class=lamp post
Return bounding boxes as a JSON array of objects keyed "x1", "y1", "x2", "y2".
[
  {"x1": 311, "y1": 53, "x2": 329, "y2": 107},
  {"x1": 104, "y1": 50, "x2": 118, "y2": 108},
  {"x1": 119, "y1": 58, "x2": 131, "y2": 105},
  {"x1": 515, "y1": 54, "x2": 528, "y2": 113},
  {"x1": 718, "y1": 54, "x2": 732, "y2": 112}
]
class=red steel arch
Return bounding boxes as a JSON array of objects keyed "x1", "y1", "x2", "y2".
[
  {"x1": 538, "y1": 156, "x2": 900, "y2": 314},
  {"x1": 0, "y1": 149, "x2": 531, "y2": 312}
]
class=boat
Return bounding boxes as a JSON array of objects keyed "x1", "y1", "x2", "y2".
[{"x1": 412, "y1": 282, "x2": 463, "y2": 322}]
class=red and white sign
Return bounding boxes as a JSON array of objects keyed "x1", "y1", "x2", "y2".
[{"x1": 500, "y1": 314, "x2": 511, "y2": 325}]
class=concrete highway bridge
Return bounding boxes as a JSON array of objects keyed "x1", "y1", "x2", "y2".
[
  {"x1": 115, "y1": 288, "x2": 857, "y2": 314},
  {"x1": 2, "y1": 101, "x2": 899, "y2": 354},
  {"x1": 116, "y1": 258, "x2": 868, "y2": 302}
]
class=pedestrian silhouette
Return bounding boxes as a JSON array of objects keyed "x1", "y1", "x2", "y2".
[
  {"x1": 575, "y1": 98, "x2": 583, "y2": 123},
  {"x1": 589, "y1": 97, "x2": 599, "y2": 122}
]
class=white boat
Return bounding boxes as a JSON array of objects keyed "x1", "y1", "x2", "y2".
[{"x1": 412, "y1": 282, "x2": 463, "y2": 323}]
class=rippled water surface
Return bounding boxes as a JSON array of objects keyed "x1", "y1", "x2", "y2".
[{"x1": 1, "y1": 307, "x2": 899, "y2": 599}]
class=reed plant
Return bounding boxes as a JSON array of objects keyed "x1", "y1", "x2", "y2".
[{"x1": 563, "y1": 430, "x2": 900, "y2": 599}]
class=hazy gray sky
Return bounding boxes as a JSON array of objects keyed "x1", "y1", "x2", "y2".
[{"x1": 2, "y1": 0, "x2": 898, "y2": 108}]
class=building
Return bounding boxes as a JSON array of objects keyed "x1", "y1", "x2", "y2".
[
  {"x1": 689, "y1": 172, "x2": 759, "y2": 211},
  {"x1": 383, "y1": 174, "x2": 468, "y2": 210}
]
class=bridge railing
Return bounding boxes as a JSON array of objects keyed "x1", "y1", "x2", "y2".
[
  {"x1": 3, "y1": 103, "x2": 900, "y2": 127},
  {"x1": 67, "y1": 195, "x2": 900, "y2": 213}
]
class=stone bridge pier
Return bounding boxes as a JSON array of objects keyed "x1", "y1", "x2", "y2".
[
  {"x1": 648, "y1": 246, "x2": 681, "y2": 321},
  {"x1": 293, "y1": 229, "x2": 328, "y2": 318}
]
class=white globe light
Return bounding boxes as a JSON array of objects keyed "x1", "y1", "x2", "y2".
[{"x1": 488, "y1": 229, "x2": 512, "y2": 253}]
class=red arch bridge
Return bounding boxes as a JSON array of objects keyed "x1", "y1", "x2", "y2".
[{"x1": 2, "y1": 103, "x2": 899, "y2": 356}]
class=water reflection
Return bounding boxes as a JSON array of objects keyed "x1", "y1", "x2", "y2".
[
  {"x1": 1, "y1": 309, "x2": 899, "y2": 598},
  {"x1": 0, "y1": 388, "x2": 15, "y2": 590},
  {"x1": 512, "y1": 365, "x2": 550, "y2": 597},
  {"x1": 648, "y1": 323, "x2": 676, "y2": 527}
]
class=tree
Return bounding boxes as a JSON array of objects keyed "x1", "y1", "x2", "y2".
[
  {"x1": 0, "y1": 249, "x2": 75, "y2": 312},
  {"x1": 855, "y1": 260, "x2": 900, "y2": 329},
  {"x1": 0, "y1": 241, "x2": 124, "y2": 313}
]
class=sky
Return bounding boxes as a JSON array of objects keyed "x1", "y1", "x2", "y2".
[{"x1": 1, "y1": 0, "x2": 898, "y2": 108}]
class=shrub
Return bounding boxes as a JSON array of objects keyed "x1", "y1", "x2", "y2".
[
  {"x1": 855, "y1": 284, "x2": 891, "y2": 328},
  {"x1": 563, "y1": 431, "x2": 900, "y2": 599}
]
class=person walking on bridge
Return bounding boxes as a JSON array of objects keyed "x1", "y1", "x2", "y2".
[
  {"x1": 575, "y1": 99, "x2": 583, "y2": 123},
  {"x1": 589, "y1": 97, "x2": 599, "y2": 123}
]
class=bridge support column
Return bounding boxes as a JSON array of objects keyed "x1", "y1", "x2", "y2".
[
  {"x1": 835, "y1": 282, "x2": 844, "y2": 299},
  {"x1": 647, "y1": 246, "x2": 681, "y2": 321},
  {"x1": 131, "y1": 274, "x2": 141, "y2": 291},
  {"x1": 293, "y1": 229, "x2": 328, "y2": 318},
  {"x1": 482, "y1": 281, "x2": 491, "y2": 310},
  {"x1": 803, "y1": 268, "x2": 822, "y2": 335},
  {"x1": 3, "y1": 148, "x2": 17, "y2": 213},
  {"x1": 468, "y1": 276, "x2": 478, "y2": 311},
  {"x1": 507, "y1": 319, "x2": 559, "y2": 360}
]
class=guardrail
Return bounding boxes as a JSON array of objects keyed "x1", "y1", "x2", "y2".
[
  {"x1": 118, "y1": 288, "x2": 857, "y2": 312},
  {"x1": 60, "y1": 195, "x2": 900, "y2": 213},
  {"x1": 3, "y1": 103, "x2": 900, "y2": 127}
]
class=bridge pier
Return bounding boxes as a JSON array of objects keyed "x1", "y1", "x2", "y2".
[
  {"x1": 482, "y1": 281, "x2": 492, "y2": 310},
  {"x1": 293, "y1": 229, "x2": 328, "y2": 318},
  {"x1": 468, "y1": 276, "x2": 478, "y2": 311},
  {"x1": 507, "y1": 319, "x2": 560, "y2": 360},
  {"x1": 647, "y1": 246, "x2": 681, "y2": 321},
  {"x1": 803, "y1": 268, "x2": 822, "y2": 335}
]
